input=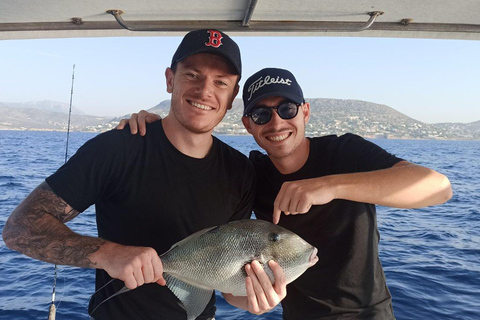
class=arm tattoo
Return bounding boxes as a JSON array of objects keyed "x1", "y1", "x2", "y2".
[{"x1": 2, "y1": 181, "x2": 106, "y2": 268}]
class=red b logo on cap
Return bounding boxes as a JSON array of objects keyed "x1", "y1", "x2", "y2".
[{"x1": 205, "y1": 30, "x2": 223, "y2": 48}]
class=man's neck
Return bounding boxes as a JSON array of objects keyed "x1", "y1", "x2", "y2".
[
  {"x1": 162, "y1": 116, "x2": 213, "y2": 159},
  {"x1": 270, "y1": 138, "x2": 310, "y2": 175}
]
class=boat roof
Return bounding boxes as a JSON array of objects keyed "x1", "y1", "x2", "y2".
[{"x1": 1, "y1": 0, "x2": 480, "y2": 41}]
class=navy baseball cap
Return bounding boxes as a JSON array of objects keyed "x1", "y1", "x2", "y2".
[
  {"x1": 243, "y1": 68, "x2": 305, "y2": 116},
  {"x1": 171, "y1": 29, "x2": 242, "y2": 77}
]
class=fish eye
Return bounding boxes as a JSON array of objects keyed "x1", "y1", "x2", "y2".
[{"x1": 269, "y1": 233, "x2": 280, "y2": 242}]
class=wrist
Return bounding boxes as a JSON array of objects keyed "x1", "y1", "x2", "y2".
[
  {"x1": 87, "y1": 238, "x2": 114, "y2": 269},
  {"x1": 324, "y1": 174, "x2": 345, "y2": 201}
]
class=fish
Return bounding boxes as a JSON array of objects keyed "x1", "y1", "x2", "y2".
[
  {"x1": 162, "y1": 219, "x2": 318, "y2": 319},
  {"x1": 91, "y1": 219, "x2": 318, "y2": 320}
]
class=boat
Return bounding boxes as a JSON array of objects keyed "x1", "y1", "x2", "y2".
[
  {"x1": 1, "y1": 1, "x2": 478, "y2": 320},
  {"x1": 1, "y1": 0, "x2": 479, "y2": 40}
]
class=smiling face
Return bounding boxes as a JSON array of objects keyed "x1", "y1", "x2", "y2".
[
  {"x1": 165, "y1": 53, "x2": 239, "y2": 135},
  {"x1": 243, "y1": 95, "x2": 311, "y2": 170}
]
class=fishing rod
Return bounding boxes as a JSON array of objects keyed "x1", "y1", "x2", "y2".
[{"x1": 48, "y1": 64, "x2": 75, "y2": 320}]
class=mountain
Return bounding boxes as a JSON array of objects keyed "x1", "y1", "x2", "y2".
[
  {"x1": 138, "y1": 98, "x2": 480, "y2": 140},
  {"x1": 304, "y1": 98, "x2": 436, "y2": 139},
  {"x1": 1, "y1": 99, "x2": 479, "y2": 140},
  {"x1": 1, "y1": 100, "x2": 86, "y2": 115},
  {"x1": 0, "y1": 106, "x2": 113, "y2": 131}
]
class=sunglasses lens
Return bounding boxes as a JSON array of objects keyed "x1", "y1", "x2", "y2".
[
  {"x1": 251, "y1": 108, "x2": 272, "y2": 125},
  {"x1": 249, "y1": 102, "x2": 300, "y2": 125},
  {"x1": 278, "y1": 103, "x2": 299, "y2": 120}
]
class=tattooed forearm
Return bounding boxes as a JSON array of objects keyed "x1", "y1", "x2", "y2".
[{"x1": 2, "y1": 181, "x2": 106, "y2": 268}]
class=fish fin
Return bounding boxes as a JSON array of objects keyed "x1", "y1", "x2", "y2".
[
  {"x1": 165, "y1": 273, "x2": 214, "y2": 320},
  {"x1": 88, "y1": 279, "x2": 131, "y2": 317},
  {"x1": 160, "y1": 225, "x2": 219, "y2": 257}
]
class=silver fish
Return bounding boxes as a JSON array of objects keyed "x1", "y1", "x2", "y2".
[
  {"x1": 91, "y1": 219, "x2": 318, "y2": 320},
  {"x1": 161, "y1": 219, "x2": 318, "y2": 320}
]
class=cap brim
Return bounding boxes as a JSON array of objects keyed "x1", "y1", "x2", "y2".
[{"x1": 243, "y1": 91, "x2": 304, "y2": 116}]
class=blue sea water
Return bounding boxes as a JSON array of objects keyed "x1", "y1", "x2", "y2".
[{"x1": 0, "y1": 130, "x2": 479, "y2": 320}]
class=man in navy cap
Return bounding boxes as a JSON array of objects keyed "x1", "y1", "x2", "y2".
[
  {"x1": 121, "y1": 67, "x2": 452, "y2": 319},
  {"x1": 241, "y1": 68, "x2": 452, "y2": 319},
  {"x1": 3, "y1": 30, "x2": 286, "y2": 319}
]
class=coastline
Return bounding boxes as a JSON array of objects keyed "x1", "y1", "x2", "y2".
[{"x1": 1, "y1": 128, "x2": 479, "y2": 141}]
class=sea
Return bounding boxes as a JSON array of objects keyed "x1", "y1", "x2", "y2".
[{"x1": 0, "y1": 130, "x2": 479, "y2": 320}]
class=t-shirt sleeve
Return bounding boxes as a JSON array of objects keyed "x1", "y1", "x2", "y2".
[
  {"x1": 45, "y1": 130, "x2": 126, "y2": 212},
  {"x1": 335, "y1": 133, "x2": 404, "y2": 173}
]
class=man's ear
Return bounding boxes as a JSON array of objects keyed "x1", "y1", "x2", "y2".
[
  {"x1": 165, "y1": 67, "x2": 174, "y2": 93},
  {"x1": 241, "y1": 116, "x2": 253, "y2": 134},
  {"x1": 302, "y1": 102, "x2": 311, "y2": 124},
  {"x1": 227, "y1": 83, "x2": 240, "y2": 110}
]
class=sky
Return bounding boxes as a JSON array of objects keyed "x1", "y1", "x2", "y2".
[{"x1": 1, "y1": 35, "x2": 479, "y2": 123}]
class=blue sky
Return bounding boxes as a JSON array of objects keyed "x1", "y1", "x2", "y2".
[{"x1": 1, "y1": 35, "x2": 479, "y2": 123}]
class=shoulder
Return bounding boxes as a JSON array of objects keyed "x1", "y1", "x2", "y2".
[
  {"x1": 337, "y1": 133, "x2": 369, "y2": 144},
  {"x1": 97, "y1": 121, "x2": 163, "y2": 150},
  {"x1": 323, "y1": 133, "x2": 403, "y2": 170},
  {"x1": 116, "y1": 121, "x2": 162, "y2": 141},
  {"x1": 334, "y1": 133, "x2": 386, "y2": 153},
  {"x1": 311, "y1": 133, "x2": 364, "y2": 145},
  {"x1": 310, "y1": 133, "x2": 372, "y2": 151},
  {"x1": 214, "y1": 137, "x2": 254, "y2": 170},
  {"x1": 248, "y1": 150, "x2": 268, "y2": 166},
  {"x1": 215, "y1": 137, "x2": 248, "y2": 160}
]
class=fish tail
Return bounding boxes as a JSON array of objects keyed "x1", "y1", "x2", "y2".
[{"x1": 88, "y1": 279, "x2": 130, "y2": 316}]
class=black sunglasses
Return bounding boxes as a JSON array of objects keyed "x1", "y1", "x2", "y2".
[{"x1": 247, "y1": 101, "x2": 302, "y2": 125}]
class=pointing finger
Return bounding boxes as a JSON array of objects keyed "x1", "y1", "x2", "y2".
[
  {"x1": 272, "y1": 207, "x2": 282, "y2": 224},
  {"x1": 273, "y1": 185, "x2": 285, "y2": 224}
]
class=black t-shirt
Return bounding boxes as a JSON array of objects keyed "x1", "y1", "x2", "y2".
[
  {"x1": 250, "y1": 134, "x2": 403, "y2": 320},
  {"x1": 46, "y1": 120, "x2": 255, "y2": 320}
]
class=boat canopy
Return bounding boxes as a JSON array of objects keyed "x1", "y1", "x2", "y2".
[{"x1": 1, "y1": 0, "x2": 480, "y2": 41}]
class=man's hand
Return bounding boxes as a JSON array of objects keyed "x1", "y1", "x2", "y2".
[
  {"x1": 223, "y1": 260, "x2": 286, "y2": 314},
  {"x1": 273, "y1": 177, "x2": 335, "y2": 224},
  {"x1": 96, "y1": 242, "x2": 166, "y2": 289},
  {"x1": 245, "y1": 260, "x2": 287, "y2": 314},
  {"x1": 116, "y1": 110, "x2": 161, "y2": 136}
]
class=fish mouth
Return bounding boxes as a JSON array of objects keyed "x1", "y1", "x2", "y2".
[{"x1": 309, "y1": 247, "x2": 319, "y2": 266}]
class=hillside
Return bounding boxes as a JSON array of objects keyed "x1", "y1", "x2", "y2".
[
  {"x1": 0, "y1": 100, "x2": 86, "y2": 115},
  {"x1": 139, "y1": 98, "x2": 480, "y2": 140},
  {"x1": 1, "y1": 99, "x2": 479, "y2": 140},
  {"x1": 0, "y1": 106, "x2": 113, "y2": 131}
]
